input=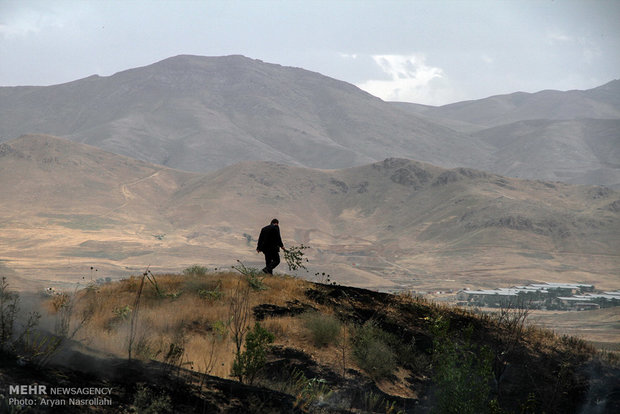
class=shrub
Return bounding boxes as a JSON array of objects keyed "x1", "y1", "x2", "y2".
[
  {"x1": 133, "y1": 383, "x2": 172, "y2": 414},
  {"x1": 0, "y1": 277, "x2": 19, "y2": 351},
  {"x1": 352, "y1": 320, "x2": 397, "y2": 379},
  {"x1": 430, "y1": 316, "x2": 496, "y2": 414},
  {"x1": 302, "y1": 312, "x2": 341, "y2": 347},
  {"x1": 198, "y1": 285, "x2": 223, "y2": 301},
  {"x1": 182, "y1": 273, "x2": 224, "y2": 301},
  {"x1": 290, "y1": 368, "x2": 333, "y2": 411},
  {"x1": 1, "y1": 277, "x2": 44, "y2": 357},
  {"x1": 50, "y1": 292, "x2": 70, "y2": 312},
  {"x1": 183, "y1": 264, "x2": 208, "y2": 277},
  {"x1": 232, "y1": 261, "x2": 266, "y2": 291},
  {"x1": 232, "y1": 322, "x2": 275, "y2": 384},
  {"x1": 113, "y1": 305, "x2": 132, "y2": 320}
]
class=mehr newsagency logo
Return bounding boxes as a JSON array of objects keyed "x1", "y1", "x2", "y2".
[{"x1": 6, "y1": 384, "x2": 113, "y2": 408}]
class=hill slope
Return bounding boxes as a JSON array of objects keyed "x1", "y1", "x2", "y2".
[
  {"x1": 2, "y1": 270, "x2": 618, "y2": 413},
  {"x1": 1, "y1": 135, "x2": 618, "y2": 292}
]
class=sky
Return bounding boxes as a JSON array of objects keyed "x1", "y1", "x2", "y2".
[{"x1": 0, "y1": 0, "x2": 619, "y2": 106}]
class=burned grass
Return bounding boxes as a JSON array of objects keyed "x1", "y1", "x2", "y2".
[{"x1": 3, "y1": 269, "x2": 618, "y2": 413}]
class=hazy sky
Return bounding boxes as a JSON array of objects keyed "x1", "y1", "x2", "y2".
[{"x1": 1, "y1": 0, "x2": 619, "y2": 105}]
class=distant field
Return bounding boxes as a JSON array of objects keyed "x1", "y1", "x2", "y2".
[{"x1": 527, "y1": 309, "x2": 619, "y2": 350}]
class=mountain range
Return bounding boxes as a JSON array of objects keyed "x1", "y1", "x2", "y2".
[
  {"x1": 1, "y1": 134, "x2": 618, "y2": 292},
  {"x1": 1, "y1": 55, "x2": 618, "y2": 187}
]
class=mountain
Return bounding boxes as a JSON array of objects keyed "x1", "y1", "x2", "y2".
[
  {"x1": 2, "y1": 135, "x2": 618, "y2": 293},
  {"x1": 393, "y1": 80, "x2": 620, "y2": 186},
  {"x1": 394, "y1": 80, "x2": 620, "y2": 130},
  {"x1": 0, "y1": 55, "x2": 487, "y2": 173},
  {"x1": 4, "y1": 54, "x2": 618, "y2": 187},
  {"x1": 472, "y1": 118, "x2": 620, "y2": 186}
]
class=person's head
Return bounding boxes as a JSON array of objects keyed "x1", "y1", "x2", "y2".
[{"x1": 271, "y1": 218, "x2": 279, "y2": 226}]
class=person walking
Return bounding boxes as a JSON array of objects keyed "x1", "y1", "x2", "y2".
[{"x1": 256, "y1": 218, "x2": 287, "y2": 274}]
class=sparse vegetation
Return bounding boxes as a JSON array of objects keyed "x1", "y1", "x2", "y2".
[
  {"x1": 232, "y1": 260, "x2": 266, "y2": 290},
  {"x1": 3, "y1": 267, "x2": 610, "y2": 413},
  {"x1": 352, "y1": 320, "x2": 397, "y2": 379},
  {"x1": 182, "y1": 264, "x2": 209, "y2": 277},
  {"x1": 231, "y1": 322, "x2": 274, "y2": 385},
  {"x1": 197, "y1": 283, "x2": 223, "y2": 301},
  {"x1": 283, "y1": 244, "x2": 309, "y2": 271},
  {"x1": 1, "y1": 277, "x2": 62, "y2": 366},
  {"x1": 361, "y1": 391, "x2": 404, "y2": 414},
  {"x1": 0, "y1": 277, "x2": 20, "y2": 352},
  {"x1": 290, "y1": 368, "x2": 333, "y2": 411},
  {"x1": 228, "y1": 278, "x2": 251, "y2": 363},
  {"x1": 132, "y1": 383, "x2": 172, "y2": 414},
  {"x1": 301, "y1": 311, "x2": 341, "y2": 347},
  {"x1": 430, "y1": 316, "x2": 496, "y2": 414},
  {"x1": 313, "y1": 271, "x2": 332, "y2": 284}
]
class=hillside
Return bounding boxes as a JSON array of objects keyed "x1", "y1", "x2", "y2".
[
  {"x1": 1, "y1": 55, "x2": 618, "y2": 186},
  {"x1": 1, "y1": 135, "x2": 618, "y2": 294},
  {"x1": 0, "y1": 134, "x2": 198, "y2": 289},
  {"x1": 1, "y1": 269, "x2": 618, "y2": 413}
]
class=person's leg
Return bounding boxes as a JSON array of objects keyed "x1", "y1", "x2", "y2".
[
  {"x1": 264, "y1": 251, "x2": 280, "y2": 274},
  {"x1": 262, "y1": 252, "x2": 271, "y2": 274},
  {"x1": 270, "y1": 252, "x2": 280, "y2": 271}
]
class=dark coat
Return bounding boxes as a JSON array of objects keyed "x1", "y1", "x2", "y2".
[{"x1": 257, "y1": 224, "x2": 284, "y2": 253}]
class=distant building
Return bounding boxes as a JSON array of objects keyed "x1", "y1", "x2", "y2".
[
  {"x1": 456, "y1": 282, "x2": 615, "y2": 310},
  {"x1": 529, "y1": 283, "x2": 594, "y2": 294},
  {"x1": 557, "y1": 297, "x2": 601, "y2": 310}
]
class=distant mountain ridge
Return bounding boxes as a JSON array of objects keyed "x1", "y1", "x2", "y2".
[
  {"x1": 393, "y1": 79, "x2": 620, "y2": 186},
  {"x1": 395, "y1": 79, "x2": 620, "y2": 129},
  {"x1": 1, "y1": 55, "x2": 618, "y2": 186}
]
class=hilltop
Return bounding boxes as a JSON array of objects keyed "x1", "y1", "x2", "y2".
[
  {"x1": 1, "y1": 268, "x2": 618, "y2": 413},
  {"x1": 1, "y1": 55, "x2": 618, "y2": 186}
]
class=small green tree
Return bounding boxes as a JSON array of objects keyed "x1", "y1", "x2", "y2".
[
  {"x1": 430, "y1": 317, "x2": 497, "y2": 414},
  {"x1": 232, "y1": 322, "x2": 275, "y2": 385},
  {"x1": 0, "y1": 277, "x2": 19, "y2": 351}
]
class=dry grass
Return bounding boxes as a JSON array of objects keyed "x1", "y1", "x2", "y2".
[
  {"x1": 32, "y1": 268, "x2": 617, "y2": 414},
  {"x1": 49, "y1": 271, "x2": 321, "y2": 380},
  {"x1": 45, "y1": 268, "x2": 603, "y2": 390}
]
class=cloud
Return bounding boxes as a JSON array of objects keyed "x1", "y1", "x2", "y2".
[
  {"x1": 546, "y1": 30, "x2": 572, "y2": 45},
  {"x1": 481, "y1": 54, "x2": 494, "y2": 64},
  {"x1": 545, "y1": 29, "x2": 601, "y2": 64},
  {"x1": 0, "y1": 19, "x2": 40, "y2": 38},
  {"x1": 356, "y1": 54, "x2": 444, "y2": 103},
  {"x1": 0, "y1": 7, "x2": 65, "y2": 39}
]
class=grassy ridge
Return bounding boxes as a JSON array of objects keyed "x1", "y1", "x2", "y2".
[{"x1": 36, "y1": 267, "x2": 617, "y2": 413}]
